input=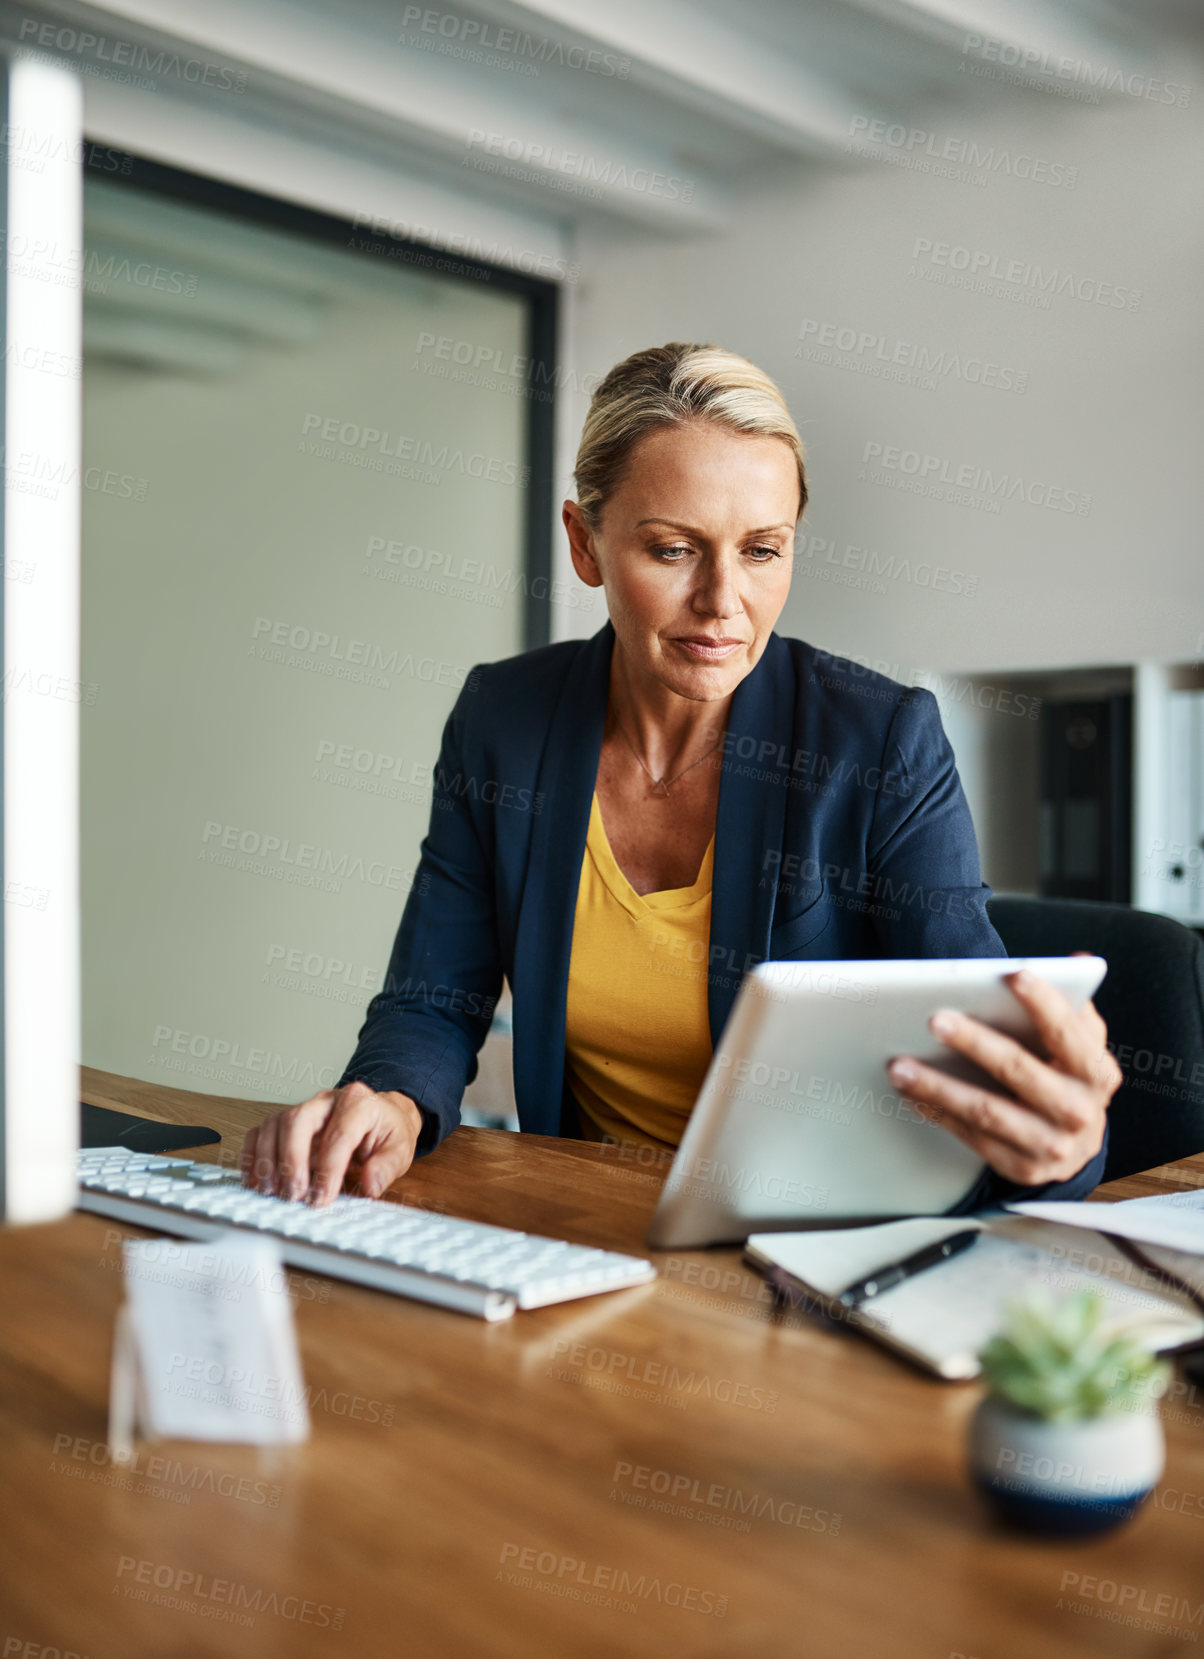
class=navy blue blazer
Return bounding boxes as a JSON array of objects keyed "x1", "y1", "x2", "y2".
[{"x1": 336, "y1": 620, "x2": 1106, "y2": 1209}]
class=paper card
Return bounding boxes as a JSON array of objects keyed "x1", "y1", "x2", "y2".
[{"x1": 113, "y1": 1231, "x2": 311, "y2": 1447}]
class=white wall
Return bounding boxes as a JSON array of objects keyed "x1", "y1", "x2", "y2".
[
  {"x1": 559, "y1": 67, "x2": 1204, "y2": 675},
  {"x1": 80, "y1": 193, "x2": 530, "y2": 1101}
]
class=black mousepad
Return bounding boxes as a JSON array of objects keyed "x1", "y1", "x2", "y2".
[{"x1": 80, "y1": 1102, "x2": 221, "y2": 1153}]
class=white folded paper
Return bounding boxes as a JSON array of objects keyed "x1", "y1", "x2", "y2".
[
  {"x1": 110, "y1": 1231, "x2": 311, "y2": 1453},
  {"x1": 1009, "y1": 1191, "x2": 1204, "y2": 1255}
]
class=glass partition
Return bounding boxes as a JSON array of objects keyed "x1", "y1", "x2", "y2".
[{"x1": 80, "y1": 164, "x2": 547, "y2": 1108}]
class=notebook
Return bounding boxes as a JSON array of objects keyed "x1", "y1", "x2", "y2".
[{"x1": 745, "y1": 1214, "x2": 1204, "y2": 1380}]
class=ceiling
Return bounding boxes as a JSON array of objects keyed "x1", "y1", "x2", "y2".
[
  {"x1": 0, "y1": 0, "x2": 1196, "y2": 237},
  {"x1": 1, "y1": 0, "x2": 1194, "y2": 375}
]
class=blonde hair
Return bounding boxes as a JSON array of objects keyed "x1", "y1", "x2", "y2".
[{"x1": 572, "y1": 341, "x2": 807, "y2": 529}]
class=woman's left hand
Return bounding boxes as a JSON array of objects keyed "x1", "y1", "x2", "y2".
[{"x1": 885, "y1": 962, "x2": 1123, "y2": 1187}]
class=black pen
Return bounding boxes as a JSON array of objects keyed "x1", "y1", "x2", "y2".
[{"x1": 836, "y1": 1228, "x2": 980, "y2": 1309}]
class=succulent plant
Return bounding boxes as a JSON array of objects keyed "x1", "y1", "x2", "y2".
[{"x1": 978, "y1": 1290, "x2": 1171, "y2": 1423}]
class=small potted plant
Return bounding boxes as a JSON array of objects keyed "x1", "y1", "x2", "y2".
[{"x1": 968, "y1": 1289, "x2": 1169, "y2": 1535}]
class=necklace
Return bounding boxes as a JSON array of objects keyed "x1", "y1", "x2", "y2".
[{"x1": 616, "y1": 719, "x2": 724, "y2": 798}]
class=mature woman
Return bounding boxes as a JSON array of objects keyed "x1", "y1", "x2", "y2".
[{"x1": 242, "y1": 342, "x2": 1121, "y2": 1210}]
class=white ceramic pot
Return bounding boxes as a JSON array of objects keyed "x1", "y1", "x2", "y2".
[{"x1": 969, "y1": 1395, "x2": 1165, "y2": 1535}]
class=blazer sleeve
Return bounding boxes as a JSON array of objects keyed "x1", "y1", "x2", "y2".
[
  {"x1": 865, "y1": 685, "x2": 1109, "y2": 1207},
  {"x1": 865, "y1": 685, "x2": 1005, "y2": 959},
  {"x1": 334, "y1": 671, "x2": 504, "y2": 1154}
]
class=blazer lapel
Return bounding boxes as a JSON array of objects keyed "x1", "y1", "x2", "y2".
[
  {"x1": 511, "y1": 619, "x2": 615, "y2": 1134},
  {"x1": 510, "y1": 622, "x2": 795, "y2": 1129},
  {"x1": 707, "y1": 632, "x2": 794, "y2": 1045}
]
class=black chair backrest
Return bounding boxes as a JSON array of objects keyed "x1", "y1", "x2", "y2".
[{"x1": 987, "y1": 895, "x2": 1204, "y2": 1183}]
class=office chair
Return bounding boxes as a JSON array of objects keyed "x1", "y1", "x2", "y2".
[{"x1": 987, "y1": 895, "x2": 1204, "y2": 1182}]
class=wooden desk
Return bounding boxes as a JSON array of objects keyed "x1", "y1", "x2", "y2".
[{"x1": 1, "y1": 1069, "x2": 1203, "y2": 1659}]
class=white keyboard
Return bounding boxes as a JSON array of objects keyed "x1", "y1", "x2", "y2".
[{"x1": 77, "y1": 1146, "x2": 657, "y2": 1321}]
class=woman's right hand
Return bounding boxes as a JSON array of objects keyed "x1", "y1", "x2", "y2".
[{"x1": 239, "y1": 1081, "x2": 425, "y2": 1208}]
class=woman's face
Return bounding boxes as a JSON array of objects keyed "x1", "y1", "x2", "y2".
[{"x1": 564, "y1": 420, "x2": 799, "y2": 705}]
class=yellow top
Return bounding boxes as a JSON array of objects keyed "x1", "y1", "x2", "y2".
[{"x1": 564, "y1": 792, "x2": 715, "y2": 1149}]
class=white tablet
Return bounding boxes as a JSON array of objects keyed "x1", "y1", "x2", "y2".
[{"x1": 645, "y1": 955, "x2": 1108, "y2": 1250}]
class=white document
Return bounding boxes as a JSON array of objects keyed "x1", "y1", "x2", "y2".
[
  {"x1": 112, "y1": 1231, "x2": 310, "y2": 1447},
  {"x1": 1010, "y1": 1191, "x2": 1204, "y2": 1255}
]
